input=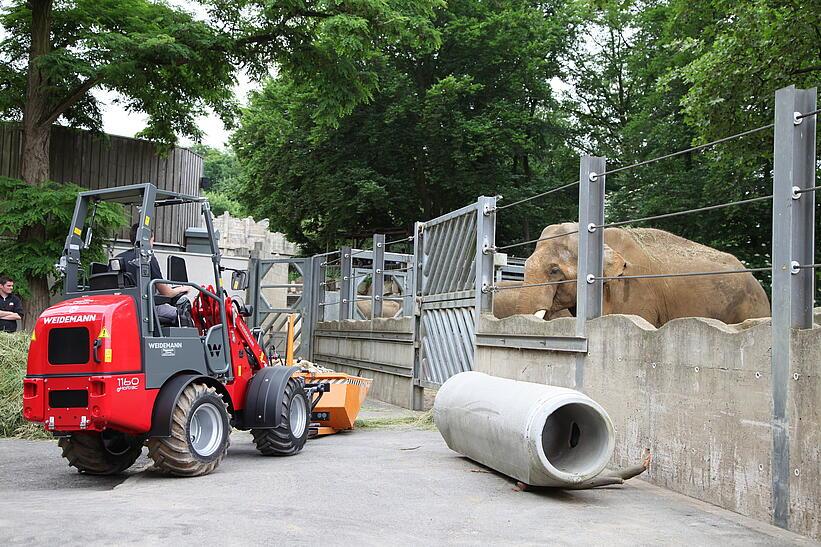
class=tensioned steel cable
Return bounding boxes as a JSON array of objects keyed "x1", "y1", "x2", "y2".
[
  {"x1": 793, "y1": 264, "x2": 821, "y2": 269},
  {"x1": 496, "y1": 180, "x2": 580, "y2": 210},
  {"x1": 594, "y1": 123, "x2": 775, "y2": 179},
  {"x1": 796, "y1": 108, "x2": 820, "y2": 120},
  {"x1": 594, "y1": 194, "x2": 773, "y2": 230},
  {"x1": 385, "y1": 235, "x2": 414, "y2": 246},
  {"x1": 496, "y1": 229, "x2": 580, "y2": 252},
  {"x1": 491, "y1": 279, "x2": 577, "y2": 291},
  {"x1": 592, "y1": 266, "x2": 771, "y2": 283},
  {"x1": 793, "y1": 186, "x2": 818, "y2": 195}
]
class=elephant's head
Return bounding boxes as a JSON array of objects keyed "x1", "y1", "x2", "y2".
[{"x1": 516, "y1": 222, "x2": 627, "y2": 317}]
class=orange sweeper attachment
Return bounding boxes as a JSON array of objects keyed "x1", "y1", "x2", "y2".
[{"x1": 282, "y1": 314, "x2": 372, "y2": 436}]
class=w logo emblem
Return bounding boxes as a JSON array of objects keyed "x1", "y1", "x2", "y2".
[{"x1": 207, "y1": 343, "x2": 222, "y2": 357}]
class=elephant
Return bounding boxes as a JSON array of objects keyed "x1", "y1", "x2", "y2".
[
  {"x1": 492, "y1": 281, "x2": 572, "y2": 319},
  {"x1": 356, "y1": 299, "x2": 402, "y2": 319},
  {"x1": 516, "y1": 222, "x2": 770, "y2": 327},
  {"x1": 492, "y1": 281, "x2": 522, "y2": 318}
]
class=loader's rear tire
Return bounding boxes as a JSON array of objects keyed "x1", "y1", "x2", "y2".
[
  {"x1": 147, "y1": 383, "x2": 231, "y2": 477},
  {"x1": 59, "y1": 430, "x2": 144, "y2": 475},
  {"x1": 252, "y1": 378, "x2": 309, "y2": 456}
]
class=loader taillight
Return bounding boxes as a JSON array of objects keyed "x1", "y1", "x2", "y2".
[
  {"x1": 90, "y1": 380, "x2": 105, "y2": 396},
  {"x1": 23, "y1": 381, "x2": 37, "y2": 398}
]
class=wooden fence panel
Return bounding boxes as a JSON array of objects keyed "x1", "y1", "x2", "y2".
[{"x1": 0, "y1": 123, "x2": 203, "y2": 247}]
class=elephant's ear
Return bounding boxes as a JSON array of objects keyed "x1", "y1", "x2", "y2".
[{"x1": 604, "y1": 245, "x2": 627, "y2": 278}]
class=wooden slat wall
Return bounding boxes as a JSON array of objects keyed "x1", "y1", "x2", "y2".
[{"x1": 0, "y1": 123, "x2": 203, "y2": 247}]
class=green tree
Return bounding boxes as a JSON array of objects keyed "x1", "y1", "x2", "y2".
[
  {"x1": 190, "y1": 144, "x2": 243, "y2": 194},
  {"x1": 0, "y1": 177, "x2": 125, "y2": 299},
  {"x1": 0, "y1": 0, "x2": 439, "y2": 316},
  {"x1": 567, "y1": 0, "x2": 818, "y2": 293},
  {"x1": 234, "y1": 0, "x2": 579, "y2": 252},
  {"x1": 190, "y1": 144, "x2": 249, "y2": 217}
]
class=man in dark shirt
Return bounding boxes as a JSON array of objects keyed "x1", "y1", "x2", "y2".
[
  {"x1": 116, "y1": 224, "x2": 192, "y2": 325},
  {"x1": 0, "y1": 275, "x2": 24, "y2": 333}
]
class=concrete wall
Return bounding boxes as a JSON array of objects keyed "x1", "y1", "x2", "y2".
[
  {"x1": 475, "y1": 313, "x2": 820, "y2": 540},
  {"x1": 313, "y1": 318, "x2": 417, "y2": 408},
  {"x1": 212, "y1": 212, "x2": 298, "y2": 258}
]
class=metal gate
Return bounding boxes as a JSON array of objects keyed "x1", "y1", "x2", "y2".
[
  {"x1": 246, "y1": 255, "x2": 319, "y2": 361},
  {"x1": 414, "y1": 197, "x2": 496, "y2": 385}
]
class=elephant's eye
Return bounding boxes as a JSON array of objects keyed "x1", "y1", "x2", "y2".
[{"x1": 549, "y1": 266, "x2": 561, "y2": 275}]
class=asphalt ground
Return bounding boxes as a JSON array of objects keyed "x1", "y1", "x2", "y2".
[{"x1": 0, "y1": 404, "x2": 812, "y2": 546}]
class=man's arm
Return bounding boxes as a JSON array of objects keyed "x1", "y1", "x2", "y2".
[
  {"x1": 156, "y1": 282, "x2": 190, "y2": 298},
  {"x1": 151, "y1": 256, "x2": 190, "y2": 299},
  {"x1": 0, "y1": 311, "x2": 21, "y2": 320}
]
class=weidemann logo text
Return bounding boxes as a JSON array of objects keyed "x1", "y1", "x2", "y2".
[
  {"x1": 43, "y1": 314, "x2": 97, "y2": 324},
  {"x1": 148, "y1": 342, "x2": 184, "y2": 350}
]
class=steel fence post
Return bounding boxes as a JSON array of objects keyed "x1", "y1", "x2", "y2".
[
  {"x1": 575, "y1": 155, "x2": 606, "y2": 389},
  {"x1": 305, "y1": 255, "x2": 324, "y2": 361},
  {"x1": 372, "y1": 234, "x2": 385, "y2": 319},
  {"x1": 770, "y1": 84, "x2": 817, "y2": 529},
  {"x1": 403, "y1": 253, "x2": 415, "y2": 317},
  {"x1": 339, "y1": 246, "x2": 352, "y2": 320},
  {"x1": 475, "y1": 196, "x2": 497, "y2": 325},
  {"x1": 411, "y1": 222, "x2": 425, "y2": 409}
]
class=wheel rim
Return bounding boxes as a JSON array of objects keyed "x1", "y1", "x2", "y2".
[
  {"x1": 189, "y1": 403, "x2": 224, "y2": 457},
  {"x1": 290, "y1": 394, "x2": 307, "y2": 438}
]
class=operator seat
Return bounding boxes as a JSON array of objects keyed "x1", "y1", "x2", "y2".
[{"x1": 88, "y1": 271, "x2": 136, "y2": 290}]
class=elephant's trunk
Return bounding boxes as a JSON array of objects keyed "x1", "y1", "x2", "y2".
[{"x1": 515, "y1": 280, "x2": 556, "y2": 316}]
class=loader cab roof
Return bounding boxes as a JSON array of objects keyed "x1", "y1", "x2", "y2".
[{"x1": 79, "y1": 183, "x2": 205, "y2": 206}]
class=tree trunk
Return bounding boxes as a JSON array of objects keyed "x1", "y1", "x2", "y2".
[
  {"x1": 21, "y1": 0, "x2": 52, "y2": 185},
  {"x1": 19, "y1": 0, "x2": 54, "y2": 327}
]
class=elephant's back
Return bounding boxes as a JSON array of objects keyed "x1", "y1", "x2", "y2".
[
  {"x1": 606, "y1": 227, "x2": 770, "y2": 323},
  {"x1": 615, "y1": 227, "x2": 743, "y2": 270}
]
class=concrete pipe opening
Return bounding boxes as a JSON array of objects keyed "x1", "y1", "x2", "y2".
[{"x1": 540, "y1": 402, "x2": 612, "y2": 477}]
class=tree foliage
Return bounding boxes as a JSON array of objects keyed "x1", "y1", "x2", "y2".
[
  {"x1": 564, "y1": 0, "x2": 820, "y2": 292},
  {"x1": 190, "y1": 144, "x2": 249, "y2": 217},
  {"x1": 234, "y1": 0, "x2": 579, "y2": 252},
  {"x1": 0, "y1": 177, "x2": 126, "y2": 298},
  {"x1": 0, "y1": 0, "x2": 441, "y2": 145},
  {"x1": 0, "y1": 0, "x2": 440, "y2": 319}
]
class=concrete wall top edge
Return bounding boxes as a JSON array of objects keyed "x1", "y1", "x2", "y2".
[
  {"x1": 481, "y1": 310, "x2": 821, "y2": 338},
  {"x1": 316, "y1": 317, "x2": 414, "y2": 333}
]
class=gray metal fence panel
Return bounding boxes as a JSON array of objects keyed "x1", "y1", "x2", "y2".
[
  {"x1": 247, "y1": 256, "x2": 313, "y2": 361},
  {"x1": 416, "y1": 197, "x2": 496, "y2": 386}
]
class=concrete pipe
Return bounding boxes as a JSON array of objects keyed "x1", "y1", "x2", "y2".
[{"x1": 433, "y1": 371, "x2": 615, "y2": 487}]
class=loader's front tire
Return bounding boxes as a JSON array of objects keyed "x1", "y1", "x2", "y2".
[
  {"x1": 252, "y1": 377, "x2": 309, "y2": 456},
  {"x1": 59, "y1": 430, "x2": 144, "y2": 475},
  {"x1": 147, "y1": 383, "x2": 231, "y2": 477}
]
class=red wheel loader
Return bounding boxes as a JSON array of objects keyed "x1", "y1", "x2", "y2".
[{"x1": 21, "y1": 183, "x2": 330, "y2": 476}]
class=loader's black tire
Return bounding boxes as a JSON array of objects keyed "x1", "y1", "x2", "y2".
[
  {"x1": 59, "y1": 430, "x2": 144, "y2": 475},
  {"x1": 252, "y1": 378, "x2": 309, "y2": 456},
  {"x1": 147, "y1": 383, "x2": 231, "y2": 477}
]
